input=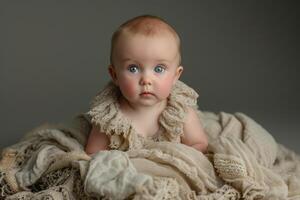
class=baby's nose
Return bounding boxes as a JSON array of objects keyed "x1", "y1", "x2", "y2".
[{"x1": 140, "y1": 74, "x2": 152, "y2": 85}]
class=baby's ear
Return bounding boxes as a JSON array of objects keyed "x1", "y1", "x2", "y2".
[
  {"x1": 108, "y1": 65, "x2": 118, "y2": 86},
  {"x1": 173, "y1": 66, "x2": 183, "y2": 84}
]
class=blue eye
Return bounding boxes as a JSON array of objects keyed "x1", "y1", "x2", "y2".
[
  {"x1": 154, "y1": 65, "x2": 165, "y2": 73},
  {"x1": 128, "y1": 65, "x2": 139, "y2": 73}
]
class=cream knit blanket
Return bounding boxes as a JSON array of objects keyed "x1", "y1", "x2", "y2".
[
  {"x1": 1, "y1": 81, "x2": 300, "y2": 199},
  {"x1": 1, "y1": 111, "x2": 300, "y2": 200}
]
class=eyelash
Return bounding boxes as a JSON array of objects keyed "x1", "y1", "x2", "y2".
[{"x1": 127, "y1": 64, "x2": 166, "y2": 73}]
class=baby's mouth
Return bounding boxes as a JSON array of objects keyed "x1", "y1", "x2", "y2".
[{"x1": 140, "y1": 91, "x2": 154, "y2": 96}]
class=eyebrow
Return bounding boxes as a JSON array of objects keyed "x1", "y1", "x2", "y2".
[
  {"x1": 120, "y1": 58, "x2": 134, "y2": 62},
  {"x1": 119, "y1": 58, "x2": 173, "y2": 68},
  {"x1": 155, "y1": 59, "x2": 169, "y2": 62},
  {"x1": 120, "y1": 58, "x2": 142, "y2": 64},
  {"x1": 121, "y1": 58, "x2": 170, "y2": 63}
]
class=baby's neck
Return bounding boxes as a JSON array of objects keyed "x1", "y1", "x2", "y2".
[{"x1": 119, "y1": 97, "x2": 167, "y2": 137}]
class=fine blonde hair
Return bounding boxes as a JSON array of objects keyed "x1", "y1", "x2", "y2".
[{"x1": 110, "y1": 15, "x2": 181, "y2": 66}]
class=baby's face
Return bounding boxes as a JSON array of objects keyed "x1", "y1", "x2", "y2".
[{"x1": 109, "y1": 32, "x2": 183, "y2": 107}]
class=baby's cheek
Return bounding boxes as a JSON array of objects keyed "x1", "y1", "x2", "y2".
[
  {"x1": 158, "y1": 81, "x2": 173, "y2": 99},
  {"x1": 120, "y1": 80, "x2": 137, "y2": 99}
]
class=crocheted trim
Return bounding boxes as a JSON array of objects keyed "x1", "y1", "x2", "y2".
[
  {"x1": 159, "y1": 80, "x2": 199, "y2": 142},
  {"x1": 198, "y1": 184, "x2": 241, "y2": 200},
  {"x1": 214, "y1": 154, "x2": 265, "y2": 200},
  {"x1": 0, "y1": 149, "x2": 20, "y2": 193},
  {"x1": 214, "y1": 154, "x2": 247, "y2": 180},
  {"x1": 87, "y1": 80, "x2": 199, "y2": 150},
  {"x1": 87, "y1": 82, "x2": 141, "y2": 150}
]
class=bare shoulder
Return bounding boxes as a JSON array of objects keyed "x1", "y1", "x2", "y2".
[
  {"x1": 181, "y1": 107, "x2": 208, "y2": 152},
  {"x1": 183, "y1": 107, "x2": 203, "y2": 133},
  {"x1": 85, "y1": 124, "x2": 110, "y2": 155},
  {"x1": 184, "y1": 106, "x2": 201, "y2": 124}
]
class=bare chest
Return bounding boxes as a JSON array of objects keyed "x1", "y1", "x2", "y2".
[
  {"x1": 122, "y1": 112, "x2": 161, "y2": 137},
  {"x1": 131, "y1": 119, "x2": 160, "y2": 137}
]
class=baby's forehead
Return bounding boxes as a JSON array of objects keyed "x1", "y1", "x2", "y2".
[
  {"x1": 116, "y1": 28, "x2": 180, "y2": 55},
  {"x1": 113, "y1": 37, "x2": 180, "y2": 67}
]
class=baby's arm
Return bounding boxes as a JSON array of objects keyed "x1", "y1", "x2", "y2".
[
  {"x1": 181, "y1": 107, "x2": 208, "y2": 153},
  {"x1": 85, "y1": 125, "x2": 110, "y2": 155}
]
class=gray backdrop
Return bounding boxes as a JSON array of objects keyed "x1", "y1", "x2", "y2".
[{"x1": 1, "y1": 1, "x2": 299, "y2": 153}]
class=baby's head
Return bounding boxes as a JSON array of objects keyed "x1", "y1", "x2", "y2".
[
  {"x1": 110, "y1": 15, "x2": 182, "y2": 67},
  {"x1": 108, "y1": 15, "x2": 183, "y2": 107}
]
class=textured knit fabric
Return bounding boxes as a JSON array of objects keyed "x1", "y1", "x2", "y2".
[{"x1": 1, "y1": 81, "x2": 300, "y2": 199}]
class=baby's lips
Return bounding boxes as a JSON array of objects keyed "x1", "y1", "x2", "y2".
[{"x1": 140, "y1": 91, "x2": 154, "y2": 96}]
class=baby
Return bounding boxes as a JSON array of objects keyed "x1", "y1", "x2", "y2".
[{"x1": 85, "y1": 15, "x2": 208, "y2": 155}]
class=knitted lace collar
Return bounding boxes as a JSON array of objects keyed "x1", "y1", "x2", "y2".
[{"x1": 87, "y1": 80, "x2": 199, "y2": 150}]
